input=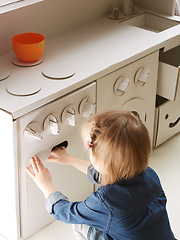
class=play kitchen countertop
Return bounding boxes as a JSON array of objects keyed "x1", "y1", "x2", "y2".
[{"x1": 0, "y1": 9, "x2": 180, "y2": 119}]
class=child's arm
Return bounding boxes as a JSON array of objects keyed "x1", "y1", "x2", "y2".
[{"x1": 47, "y1": 147, "x2": 90, "y2": 175}]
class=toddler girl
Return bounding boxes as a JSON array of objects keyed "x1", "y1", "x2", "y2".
[{"x1": 26, "y1": 110, "x2": 176, "y2": 240}]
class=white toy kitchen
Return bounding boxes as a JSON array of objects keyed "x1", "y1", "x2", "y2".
[{"x1": 0, "y1": 0, "x2": 180, "y2": 239}]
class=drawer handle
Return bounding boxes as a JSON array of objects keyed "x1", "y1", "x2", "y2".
[{"x1": 169, "y1": 117, "x2": 180, "y2": 128}]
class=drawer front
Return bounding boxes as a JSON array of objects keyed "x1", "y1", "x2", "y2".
[
  {"x1": 158, "y1": 45, "x2": 180, "y2": 101},
  {"x1": 157, "y1": 61, "x2": 180, "y2": 101},
  {"x1": 154, "y1": 98, "x2": 180, "y2": 147}
]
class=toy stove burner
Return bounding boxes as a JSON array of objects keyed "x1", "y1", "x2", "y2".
[
  {"x1": 12, "y1": 57, "x2": 43, "y2": 67},
  {"x1": 0, "y1": 67, "x2": 10, "y2": 81},
  {"x1": 42, "y1": 63, "x2": 75, "y2": 80},
  {"x1": 6, "y1": 77, "x2": 42, "y2": 97}
]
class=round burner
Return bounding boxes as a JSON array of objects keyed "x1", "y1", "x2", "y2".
[
  {"x1": 0, "y1": 67, "x2": 10, "y2": 81},
  {"x1": 6, "y1": 78, "x2": 42, "y2": 97},
  {"x1": 42, "y1": 63, "x2": 75, "y2": 80},
  {"x1": 12, "y1": 57, "x2": 43, "y2": 67}
]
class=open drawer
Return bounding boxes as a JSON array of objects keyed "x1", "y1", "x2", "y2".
[
  {"x1": 154, "y1": 95, "x2": 180, "y2": 147},
  {"x1": 157, "y1": 45, "x2": 180, "y2": 101}
]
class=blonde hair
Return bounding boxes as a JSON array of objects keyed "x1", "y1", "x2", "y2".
[{"x1": 81, "y1": 110, "x2": 151, "y2": 185}]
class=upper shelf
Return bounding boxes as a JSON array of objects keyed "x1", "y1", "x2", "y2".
[{"x1": 121, "y1": 12, "x2": 180, "y2": 33}]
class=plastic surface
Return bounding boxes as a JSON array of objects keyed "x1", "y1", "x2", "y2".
[{"x1": 12, "y1": 33, "x2": 45, "y2": 63}]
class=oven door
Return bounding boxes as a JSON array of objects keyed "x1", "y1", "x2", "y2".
[{"x1": 17, "y1": 82, "x2": 96, "y2": 239}]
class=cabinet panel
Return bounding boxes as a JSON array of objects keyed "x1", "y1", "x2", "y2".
[{"x1": 97, "y1": 51, "x2": 159, "y2": 144}]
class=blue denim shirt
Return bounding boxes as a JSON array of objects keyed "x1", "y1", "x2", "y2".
[{"x1": 45, "y1": 165, "x2": 176, "y2": 240}]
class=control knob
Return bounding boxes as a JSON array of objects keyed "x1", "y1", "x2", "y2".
[
  {"x1": 134, "y1": 68, "x2": 150, "y2": 86},
  {"x1": 23, "y1": 122, "x2": 43, "y2": 142},
  {"x1": 79, "y1": 97, "x2": 96, "y2": 118},
  {"x1": 61, "y1": 105, "x2": 77, "y2": 126},
  {"x1": 114, "y1": 77, "x2": 130, "y2": 96},
  {"x1": 44, "y1": 113, "x2": 60, "y2": 135}
]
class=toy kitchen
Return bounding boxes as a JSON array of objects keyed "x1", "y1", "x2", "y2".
[{"x1": 0, "y1": 0, "x2": 180, "y2": 239}]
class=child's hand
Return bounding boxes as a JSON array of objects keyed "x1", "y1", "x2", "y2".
[
  {"x1": 48, "y1": 147, "x2": 89, "y2": 174},
  {"x1": 26, "y1": 156, "x2": 56, "y2": 198},
  {"x1": 47, "y1": 146, "x2": 71, "y2": 165}
]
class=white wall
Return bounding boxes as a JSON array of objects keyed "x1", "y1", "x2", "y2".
[
  {"x1": 0, "y1": 0, "x2": 175, "y2": 55},
  {"x1": 0, "y1": 0, "x2": 118, "y2": 56},
  {"x1": 0, "y1": 0, "x2": 176, "y2": 57},
  {"x1": 135, "y1": 0, "x2": 176, "y2": 16}
]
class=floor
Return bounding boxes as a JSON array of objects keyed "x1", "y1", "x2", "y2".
[
  {"x1": 149, "y1": 133, "x2": 180, "y2": 240},
  {"x1": 0, "y1": 221, "x2": 76, "y2": 240},
  {"x1": 26, "y1": 221, "x2": 76, "y2": 240},
  {"x1": 0, "y1": 133, "x2": 180, "y2": 240}
]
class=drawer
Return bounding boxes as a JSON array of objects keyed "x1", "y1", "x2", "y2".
[
  {"x1": 154, "y1": 95, "x2": 180, "y2": 147},
  {"x1": 157, "y1": 45, "x2": 180, "y2": 101}
]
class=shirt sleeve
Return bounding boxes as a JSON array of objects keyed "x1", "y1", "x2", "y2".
[
  {"x1": 45, "y1": 190, "x2": 110, "y2": 233},
  {"x1": 87, "y1": 164, "x2": 100, "y2": 185},
  {"x1": 45, "y1": 191, "x2": 68, "y2": 214}
]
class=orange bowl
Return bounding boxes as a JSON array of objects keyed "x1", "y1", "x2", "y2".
[{"x1": 12, "y1": 33, "x2": 45, "y2": 63}]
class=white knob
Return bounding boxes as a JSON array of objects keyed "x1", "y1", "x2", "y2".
[
  {"x1": 23, "y1": 122, "x2": 43, "y2": 142},
  {"x1": 114, "y1": 77, "x2": 130, "y2": 96},
  {"x1": 134, "y1": 68, "x2": 150, "y2": 86},
  {"x1": 79, "y1": 97, "x2": 96, "y2": 118},
  {"x1": 44, "y1": 113, "x2": 60, "y2": 135},
  {"x1": 61, "y1": 105, "x2": 77, "y2": 126}
]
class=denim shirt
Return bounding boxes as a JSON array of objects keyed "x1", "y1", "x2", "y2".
[{"x1": 45, "y1": 165, "x2": 176, "y2": 240}]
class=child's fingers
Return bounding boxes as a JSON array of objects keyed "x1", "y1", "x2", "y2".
[
  {"x1": 48, "y1": 151, "x2": 59, "y2": 162},
  {"x1": 34, "y1": 155, "x2": 45, "y2": 171},
  {"x1": 51, "y1": 146, "x2": 65, "y2": 155},
  {"x1": 26, "y1": 167, "x2": 35, "y2": 179},
  {"x1": 50, "y1": 147, "x2": 66, "y2": 160},
  {"x1": 50, "y1": 150, "x2": 58, "y2": 157},
  {"x1": 47, "y1": 156, "x2": 58, "y2": 162},
  {"x1": 60, "y1": 146, "x2": 65, "y2": 150},
  {"x1": 31, "y1": 157, "x2": 39, "y2": 173}
]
